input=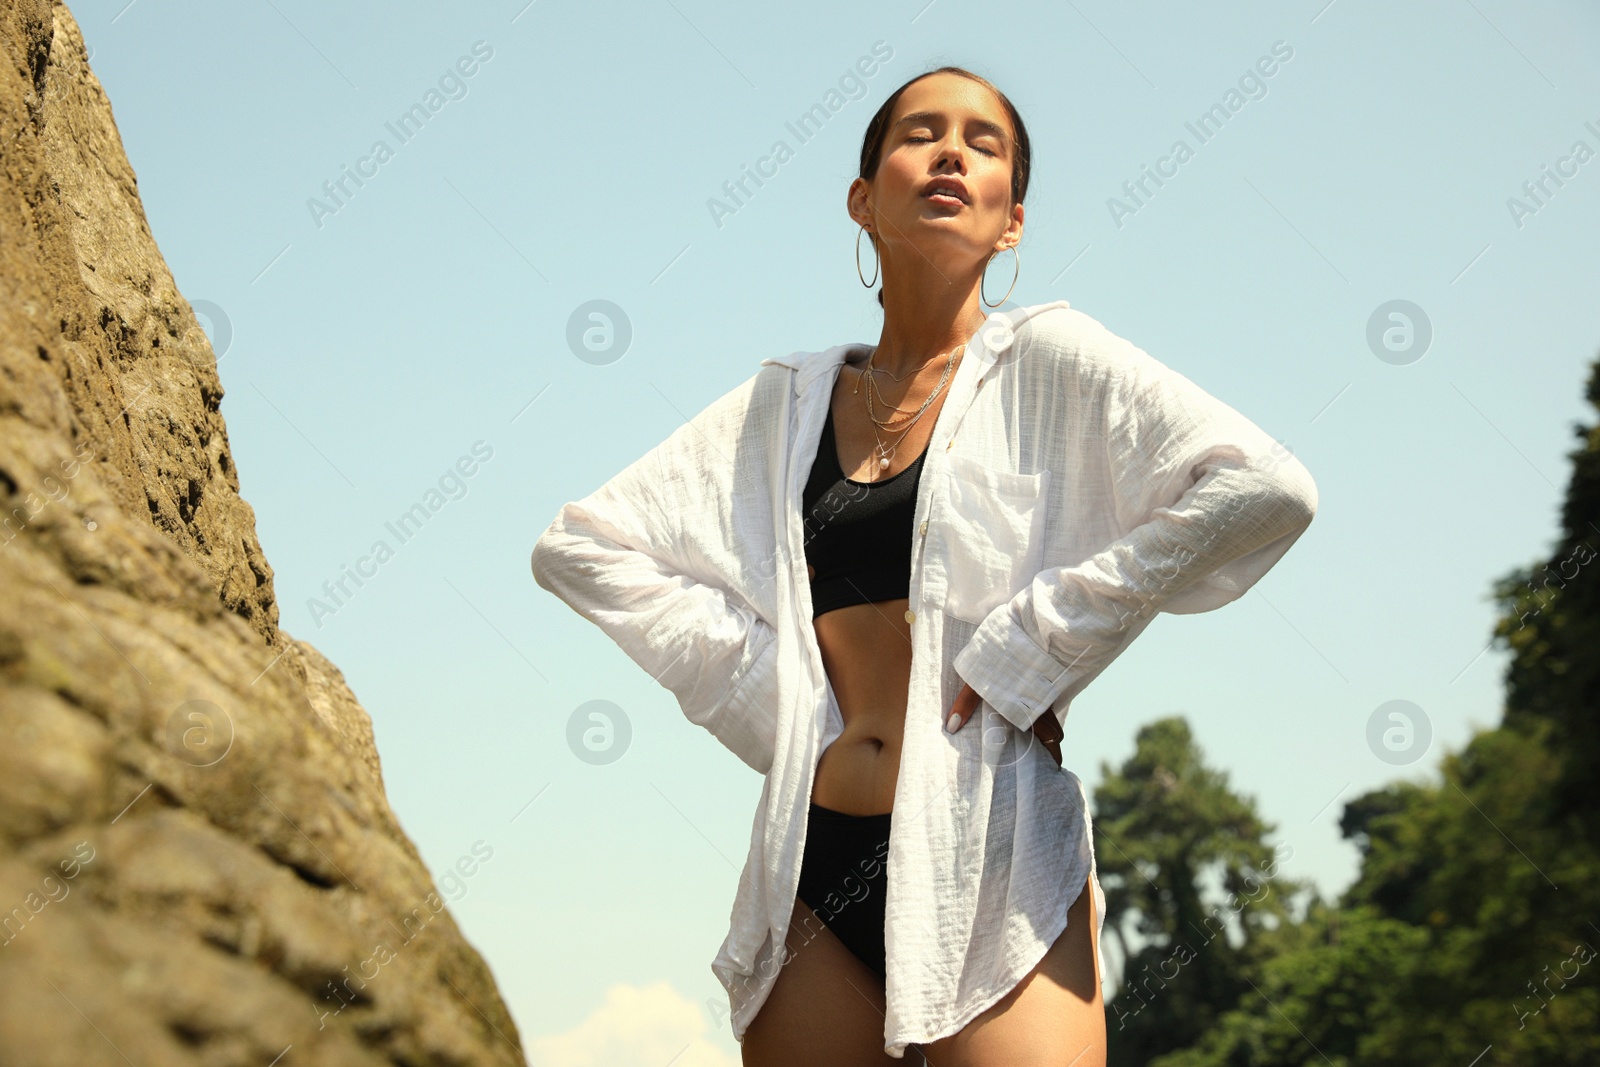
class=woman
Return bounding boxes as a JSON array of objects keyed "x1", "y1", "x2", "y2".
[{"x1": 531, "y1": 66, "x2": 1317, "y2": 1065}]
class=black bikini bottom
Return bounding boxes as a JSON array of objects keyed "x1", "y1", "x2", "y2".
[{"x1": 795, "y1": 801, "x2": 893, "y2": 979}]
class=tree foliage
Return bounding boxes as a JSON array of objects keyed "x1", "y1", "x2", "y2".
[
  {"x1": 1095, "y1": 718, "x2": 1311, "y2": 1065},
  {"x1": 1099, "y1": 352, "x2": 1600, "y2": 1065}
]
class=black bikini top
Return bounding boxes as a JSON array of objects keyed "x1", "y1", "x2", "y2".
[{"x1": 801, "y1": 403, "x2": 929, "y2": 619}]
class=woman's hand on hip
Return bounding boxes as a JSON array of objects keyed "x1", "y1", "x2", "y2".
[{"x1": 945, "y1": 682, "x2": 1063, "y2": 767}]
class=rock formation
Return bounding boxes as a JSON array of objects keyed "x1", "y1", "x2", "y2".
[{"x1": 0, "y1": 2, "x2": 525, "y2": 1062}]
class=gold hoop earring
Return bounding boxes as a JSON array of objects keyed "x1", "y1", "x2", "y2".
[
  {"x1": 856, "y1": 225, "x2": 880, "y2": 288},
  {"x1": 981, "y1": 245, "x2": 1020, "y2": 308}
]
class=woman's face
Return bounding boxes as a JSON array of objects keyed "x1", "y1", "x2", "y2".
[{"x1": 850, "y1": 72, "x2": 1023, "y2": 278}]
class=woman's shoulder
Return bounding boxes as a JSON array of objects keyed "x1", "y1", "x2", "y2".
[
  {"x1": 1011, "y1": 303, "x2": 1222, "y2": 415},
  {"x1": 656, "y1": 357, "x2": 798, "y2": 454},
  {"x1": 1006, "y1": 302, "x2": 1133, "y2": 387}
]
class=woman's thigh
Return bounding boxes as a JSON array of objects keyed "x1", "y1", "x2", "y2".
[
  {"x1": 912, "y1": 874, "x2": 1106, "y2": 1067},
  {"x1": 741, "y1": 896, "x2": 907, "y2": 1067}
]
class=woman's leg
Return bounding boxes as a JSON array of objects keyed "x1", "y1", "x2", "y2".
[
  {"x1": 741, "y1": 896, "x2": 906, "y2": 1067},
  {"x1": 912, "y1": 873, "x2": 1105, "y2": 1067}
]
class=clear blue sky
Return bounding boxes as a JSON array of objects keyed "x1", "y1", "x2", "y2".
[{"x1": 79, "y1": 0, "x2": 1599, "y2": 1061}]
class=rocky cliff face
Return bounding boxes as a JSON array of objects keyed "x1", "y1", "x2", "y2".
[{"x1": 0, "y1": 3, "x2": 524, "y2": 1063}]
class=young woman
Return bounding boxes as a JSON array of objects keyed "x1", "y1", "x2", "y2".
[{"x1": 532, "y1": 66, "x2": 1318, "y2": 1065}]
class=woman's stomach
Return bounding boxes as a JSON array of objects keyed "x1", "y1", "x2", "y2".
[{"x1": 809, "y1": 596, "x2": 914, "y2": 816}]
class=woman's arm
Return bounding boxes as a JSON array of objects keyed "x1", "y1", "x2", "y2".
[
  {"x1": 532, "y1": 498, "x2": 781, "y2": 774},
  {"x1": 952, "y1": 341, "x2": 1318, "y2": 735},
  {"x1": 530, "y1": 373, "x2": 787, "y2": 775}
]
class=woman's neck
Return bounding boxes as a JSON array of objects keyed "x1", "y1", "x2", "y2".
[{"x1": 870, "y1": 289, "x2": 990, "y2": 379}]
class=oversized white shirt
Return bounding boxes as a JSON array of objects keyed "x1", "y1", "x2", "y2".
[{"x1": 530, "y1": 300, "x2": 1318, "y2": 1056}]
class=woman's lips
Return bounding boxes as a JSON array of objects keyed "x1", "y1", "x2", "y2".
[{"x1": 926, "y1": 192, "x2": 965, "y2": 207}]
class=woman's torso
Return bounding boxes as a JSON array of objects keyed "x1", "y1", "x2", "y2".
[{"x1": 805, "y1": 355, "x2": 958, "y2": 816}]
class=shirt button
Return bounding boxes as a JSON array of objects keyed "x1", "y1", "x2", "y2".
[
  {"x1": 919, "y1": 520, "x2": 928, "y2": 537},
  {"x1": 904, "y1": 609, "x2": 916, "y2": 624}
]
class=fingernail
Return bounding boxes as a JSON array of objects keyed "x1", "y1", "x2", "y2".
[{"x1": 945, "y1": 712, "x2": 961, "y2": 734}]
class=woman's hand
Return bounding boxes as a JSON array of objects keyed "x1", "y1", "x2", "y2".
[{"x1": 945, "y1": 682, "x2": 1063, "y2": 767}]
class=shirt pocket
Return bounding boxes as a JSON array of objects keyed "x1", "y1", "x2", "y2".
[{"x1": 932, "y1": 454, "x2": 1051, "y2": 625}]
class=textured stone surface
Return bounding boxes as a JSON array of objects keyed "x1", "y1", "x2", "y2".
[{"x1": 0, "y1": 2, "x2": 525, "y2": 1063}]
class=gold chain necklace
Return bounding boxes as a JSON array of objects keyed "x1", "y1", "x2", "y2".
[
  {"x1": 855, "y1": 345, "x2": 961, "y2": 473},
  {"x1": 854, "y1": 344, "x2": 961, "y2": 429}
]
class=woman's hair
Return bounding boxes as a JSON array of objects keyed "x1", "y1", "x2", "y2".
[{"x1": 857, "y1": 65, "x2": 1032, "y2": 305}]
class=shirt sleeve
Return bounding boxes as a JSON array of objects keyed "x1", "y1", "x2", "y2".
[
  {"x1": 952, "y1": 343, "x2": 1318, "y2": 734},
  {"x1": 530, "y1": 405, "x2": 783, "y2": 775}
]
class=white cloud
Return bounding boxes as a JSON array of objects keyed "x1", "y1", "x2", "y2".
[{"x1": 526, "y1": 981, "x2": 742, "y2": 1067}]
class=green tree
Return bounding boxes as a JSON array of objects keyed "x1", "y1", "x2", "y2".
[
  {"x1": 1151, "y1": 902, "x2": 1428, "y2": 1067},
  {"x1": 1095, "y1": 717, "x2": 1311, "y2": 1066},
  {"x1": 1134, "y1": 350, "x2": 1600, "y2": 1066},
  {"x1": 1156, "y1": 724, "x2": 1600, "y2": 1067},
  {"x1": 1492, "y1": 348, "x2": 1600, "y2": 840}
]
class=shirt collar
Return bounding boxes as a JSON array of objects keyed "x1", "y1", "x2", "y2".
[{"x1": 759, "y1": 300, "x2": 1070, "y2": 396}]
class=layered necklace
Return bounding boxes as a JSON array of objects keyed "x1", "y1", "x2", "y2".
[{"x1": 849, "y1": 342, "x2": 962, "y2": 476}]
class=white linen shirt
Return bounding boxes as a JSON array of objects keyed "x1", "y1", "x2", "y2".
[{"x1": 530, "y1": 300, "x2": 1318, "y2": 1056}]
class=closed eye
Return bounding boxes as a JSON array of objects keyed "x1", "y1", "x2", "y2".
[{"x1": 909, "y1": 134, "x2": 997, "y2": 157}]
